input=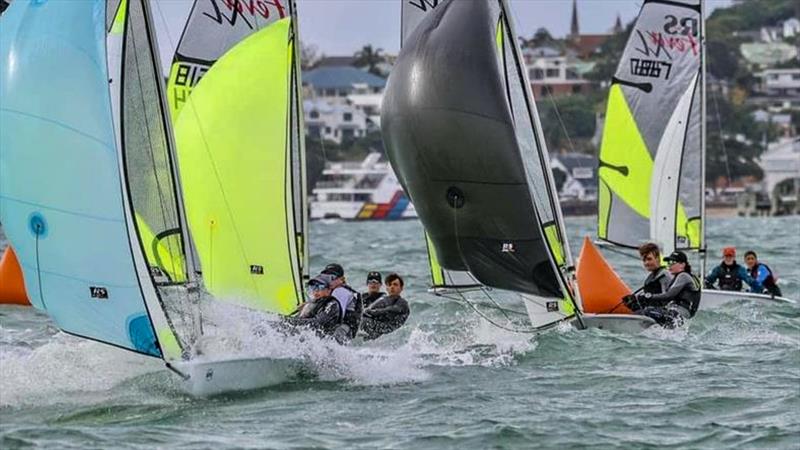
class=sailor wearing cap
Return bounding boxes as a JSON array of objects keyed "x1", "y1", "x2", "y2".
[
  {"x1": 362, "y1": 271, "x2": 386, "y2": 308},
  {"x1": 704, "y1": 247, "x2": 758, "y2": 292},
  {"x1": 320, "y1": 263, "x2": 362, "y2": 343},
  {"x1": 283, "y1": 273, "x2": 344, "y2": 337},
  {"x1": 624, "y1": 251, "x2": 702, "y2": 328}
]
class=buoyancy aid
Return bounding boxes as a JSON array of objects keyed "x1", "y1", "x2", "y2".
[
  {"x1": 717, "y1": 262, "x2": 743, "y2": 291},
  {"x1": 643, "y1": 267, "x2": 669, "y2": 295}
]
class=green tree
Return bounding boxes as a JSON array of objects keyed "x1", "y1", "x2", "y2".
[
  {"x1": 353, "y1": 45, "x2": 386, "y2": 77},
  {"x1": 706, "y1": 92, "x2": 773, "y2": 182},
  {"x1": 537, "y1": 93, "x2": 598, "y2": 154}
]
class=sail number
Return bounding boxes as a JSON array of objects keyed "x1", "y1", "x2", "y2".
[{"x1": 630, "y1": 58, "x2": 672, "y2": 80}]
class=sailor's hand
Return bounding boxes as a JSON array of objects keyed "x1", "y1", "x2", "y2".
[
  {"x1": 640, "y1": 292, "x2": 653, "y2": 300},
  {"x1": 622, "y1": 294, "x2": 637, "y2": 308}
]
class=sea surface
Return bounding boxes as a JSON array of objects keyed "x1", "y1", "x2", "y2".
[{"x1": 1, "y1": 216, "x2": 798, "y2": 449}]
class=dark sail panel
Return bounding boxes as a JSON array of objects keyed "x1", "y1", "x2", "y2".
[{"x1": 382, "y1": 0, "x2": 561, "y2": 297}]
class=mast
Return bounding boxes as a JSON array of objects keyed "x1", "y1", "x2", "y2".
[
  {"x1": 699, "y1": 0, "x2": 708, "y2": 277},
  {"x1": 140, "y1": 0, "x2": 199, "y2": 285},
  {"x1": 498, "y1": 0, "x2": 584, "y2": 320},
  {"x1": 289, "y1": 0, "x2": 310, "y2": 284}
]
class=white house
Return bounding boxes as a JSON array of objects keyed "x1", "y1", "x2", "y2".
[
  {"x1": 304, "y1": 99, "x2": 369, "y2": 145},
  {"x1": 550, "y1": 153, "x2": 597, "y2": 201},
  {"x1": 522, "y1": 46, "x2": 593, "y2": 97}
]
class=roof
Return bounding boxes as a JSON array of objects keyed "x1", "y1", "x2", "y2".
[
  {"x1": 740, "y1": 42, "x2": 798, "y2": 66},
  {"x1": 570, "y1": 34, "x2": 610, "y2": 57},
  {"x1": 303, "y1": 66, "x2": 386, "y2": 90},
  {"x1": 315, "y1": 56, "x2": 357, "y2": 68},
  {"x1": 552, "y1": 153, "x2": 597, "y2": 185}
]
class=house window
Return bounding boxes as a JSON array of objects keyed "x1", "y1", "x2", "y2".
[
  {"x1": 325, "y1": 127, "x2": 332, "y2": 134},
  {"x1": 565, "y1": 68, "x2": 579, "y2": 80},
  {"x1": 341, "y1": 129, "x2": 354, "y2": 139},
  {"x1": 545, "y1": 68, "x2": 559, "y2": 78},
  {"x1": 309, "y1": 110, "x2": 319, "y2": 119},
  {"x1": 325, "y1": 88, "x2": 336, "y2": 96},
  {"x1": 343, "y1": 112, "x2": 353, "y2": 122},
  {"x1": 531, "y1": 68, "x2": 544, "y2": 80}
]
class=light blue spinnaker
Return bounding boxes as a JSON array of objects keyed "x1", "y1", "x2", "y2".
[{"x1": 0, "y1": 0, "x2": 164, "y2": 357}]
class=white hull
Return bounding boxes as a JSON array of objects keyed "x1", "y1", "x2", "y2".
[
  {"x1": 575, "y1": 313, "x2": 656, "y2": 333},
  {"x1": 169, "y1": 356, "x2": 303, "y2": 397},
  {"x1": 700, "y1": 289, "x2": 795, "y2": 309}
]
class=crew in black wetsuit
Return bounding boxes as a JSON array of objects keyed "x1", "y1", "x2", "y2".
[
  {"x1": 625, "y1": 251, "x2": 701, "y2": 328},
  {"x1": 360, "y1": 273, "x2": 410, "y2": 341},
  {"x1": 361, "y1": 271, "x2": 386, "y2": 308},
  {"x1": 638, "y1": 242, "x2": 672, "y2": 295},
  {"x1": 284, "y1": 274, "x2": 343, "y2": 338},
  {"x1": 744, "y1": 250, "x2": 782, "y2": 297}
]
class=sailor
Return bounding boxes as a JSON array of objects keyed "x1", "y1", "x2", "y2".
[
  {"x1": 360, "y1": 273, "x2": 410, "y2": 340},
  {"x1": 362, "y1": 271, "x2": 386, "y2": 308},
  {"x1": 321, "y1": 263, "x2": 362, "y2": 343},
  {"x1": 624, "y1": 251, "x2": 701, "y2": 328},
  {"x1": 744, "y1": 250, "x2": 782, "y2": 297},
  {"x1": 638, "y1": 242, "x2": 672, "y2": 295},
  {"x1": 704, "y1": 247, "x2": 757, "y2": 292},
  {"x1": 284, "y1": 274, "x2": 343, "y2": 338}
]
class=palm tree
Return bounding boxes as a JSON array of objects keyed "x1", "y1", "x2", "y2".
[{"x1": 353, "y1": 45, "x2": 385, "y2": 77}]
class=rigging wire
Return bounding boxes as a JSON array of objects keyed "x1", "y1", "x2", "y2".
[
  {"x1": 711, "y1": 88, "x2": 733, "y2": 188},
  {"x1": 446, "y1": 193, "x2": 538, "y2": 334},
  {"x1": 149, "y1": 1, "x2": 262, "y2": 297},
  {"x1": 543, "y1": 85, "x2": 578, "y2": 154},
  {"x1": 128, "y1": 13, "x2": 184, "y2": 284}
]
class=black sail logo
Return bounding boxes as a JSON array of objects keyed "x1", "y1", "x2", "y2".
[{"x1": 408, "y1": 0, "x2": 439, "y2": 12}]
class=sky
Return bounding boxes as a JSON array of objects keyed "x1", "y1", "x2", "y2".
[
  {"x1": 297, "y1": 0, "x2": 734, "y2": 56},
  {"x1": 152, "y1": 0, "x2": 734, "y2": 68}
]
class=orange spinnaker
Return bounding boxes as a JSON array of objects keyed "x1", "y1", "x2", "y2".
[
  {"x1": 0, "y1": 246, "x2": 30, "y2": 306},
  {"x1": 577, "y1": 236, "x2": 633, "y2": 314}
]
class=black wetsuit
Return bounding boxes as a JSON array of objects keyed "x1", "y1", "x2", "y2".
[
  {"x1": 642, "y1": 267, "x2": 671, "y2": 295},
  {"x1": 284, "y1": 296, "x2": 343, "y2": 337},
  {"x1": 360, "y1": 294, "x2": 410, "y2": 341},
  {"x1": 632, "y1": 271, "x2": 701, "y2": 328},
  {"x1": 361, "y1": 291, "x2": 386, "y2": 308}
]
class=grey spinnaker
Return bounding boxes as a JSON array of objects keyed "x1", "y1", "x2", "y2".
[
  {"x1": 383, "y1": 0, "x2": 574, "y2": 307},
  {"x1": 597, "y1": 0, "x2": 703, "y2": 252}
]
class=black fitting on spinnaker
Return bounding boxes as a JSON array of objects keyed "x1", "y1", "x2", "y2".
[{"x1": 446, "y1": 186, "x2": 464, "y2": 209}]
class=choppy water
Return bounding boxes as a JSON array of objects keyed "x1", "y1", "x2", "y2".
[{"x1": 1, "y1": 216, "x2": 798, "y2": 449}]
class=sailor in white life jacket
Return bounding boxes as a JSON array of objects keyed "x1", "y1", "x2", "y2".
[{"x1": 319, "y1": 263, "x2": 362, "y2": 343}]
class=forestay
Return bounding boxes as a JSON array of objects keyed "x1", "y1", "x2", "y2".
[
  {"x1": 0, "y1": 0, "x2": 189, "y2": 359},
  {"x1": 597, "y1": 0, "x2": 703, "y2": 253},
  {"x1": 384, "y1": 0, "x2": 579, "y2": 328},
  {"x1": 167, "y1": 0, "x2": 307, "y2": 313}
]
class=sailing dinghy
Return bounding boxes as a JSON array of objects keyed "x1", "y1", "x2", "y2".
[
  {"x1": 0, "y1": 0, "x2": 308, "y2": 396},
  {"x1": 384, "y1": 0, "x2": 655, "y2": 333},
  {"x1": 583, "y1": 0, "x2": 794, "y2": 311}
]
